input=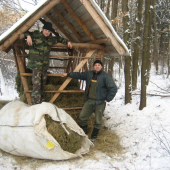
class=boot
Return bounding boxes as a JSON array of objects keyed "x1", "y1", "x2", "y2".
[
  {"x1": 90, "y1": 128, "x2": 100, "y2": 142},
  {"x1": 80, "y1": 125, "x2": 88, "y2": 134}
]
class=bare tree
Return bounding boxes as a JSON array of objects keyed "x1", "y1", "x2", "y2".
[
  {"x1": 139, "y1": 0, "x2": 152, "y2": 110},
  {"x1": 132, "y1": 0, "x2": 143, "y2": 90},
  {"x1": 122, "y1": 0, "x2": 132, "y2": 104}
]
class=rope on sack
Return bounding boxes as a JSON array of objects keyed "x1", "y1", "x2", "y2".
[{"x1": 51, "y1": 103, "x2": 70, "y2": 135}]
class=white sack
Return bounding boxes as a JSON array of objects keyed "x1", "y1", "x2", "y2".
[{"x1": 0, "y1": 100, "x2": 92, "y2": 160}]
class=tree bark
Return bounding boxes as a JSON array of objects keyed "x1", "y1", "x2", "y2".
[
  {"x1": 132, "y1": 0, "x2": 143, "y2": 90},
  {"x1": 153, "y1": 0, "x2": 159, "y2": 74},
  {"x1": 139, "y1": 0, "x2": 151, "y2": 110},
  {"x1": 122, "y1": 0, "x2": 132, "y2": 104},
  {"x1": 106, "y1": 0, "x2": 111, "y2": 19}
]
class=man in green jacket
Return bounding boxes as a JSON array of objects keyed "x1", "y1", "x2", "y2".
[
  {"x1": 62, "y1": 60, "x2": 117, "y2": 141},
  {"x1": 24, "y1": 22, "x2": 72, "y2": 105}
]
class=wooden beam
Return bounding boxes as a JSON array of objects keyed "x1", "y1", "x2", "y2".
[
  {"x1": 52, "y1": 42, "x2": 105, "y2": 50},
  {"x1": 88, "y1": 38, "x2": 111, "y2": 44},
  {"x1": 60, "y1": 0, "x2": 95, "y2": 41},
  {"x1": 52, "y1": 7, "x2": 84, "y2": 43},
  {"x1": 15, "y1": 42, "x2": 105, "y2": 50},
  {"x1": 17, "y1": 54, "x2": 101, "y2": 59},
  {"x1": 0, "y1": 0, "x2": 61, "y2": 51},
  {"x1": 14, "y1": 46, "x2": 32, "y2": 105},
  {"x1": 61, "y1": 107, "x2": 83, "y2": 110},
  {"x1": 46, "y1": 13, "x2": 74, "y2": 42},
  {"x1": 50, "y1": 56, "x2": 101, "y2": 59},
  {"x1": 49, "y1": 66, "x2": 67, "y2": 69},
  {"x1": 80, "y1": 0, "x2": 126, "y2": 55},
  {"x1": 49, "y1": 50, "x2": 96, "y2": 103},
  {"x1": 20, "y1": 73, "x2": 61, "y2": 77},
  {"x1": 26, "y1": 90, "x2": 84, "y2": 93}
]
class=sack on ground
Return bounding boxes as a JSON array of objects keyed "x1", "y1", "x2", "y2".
[{"x1": 0, "y1": 100, "x2": 92, "y2": 160}]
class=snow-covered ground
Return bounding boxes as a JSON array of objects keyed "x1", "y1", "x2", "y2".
[{"x1": 0, "y1": 65, "x2": 170, "y2": 170}]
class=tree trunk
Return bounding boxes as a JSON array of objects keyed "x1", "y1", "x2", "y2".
[
  {"x1": 111, "y1": 0, "x2": 118, "y2": 30},
  {"x1": 153, "y1": 0, "x2": 159, "y2": 74},
  {"x1": 106, "y1": 0, "x2": 111, "y2": 19},
  {"x1": 139, "y1": 0, "x2": 151, "y2": 110},
  {"x1": 132, "y1": 0, "x2": 143, "y2": 90},
  {"x1": 146, "y1": 0, "x2": 153, "y2": 85},
  {"x1": 122, "y1": 0, "x2": 132, "y2": 104}
]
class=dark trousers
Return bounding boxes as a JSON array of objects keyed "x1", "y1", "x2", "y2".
[
  {"x1": 79, "y1": 99, "x2": 106, "y2": 129},
  {"x1": 31, "y1": 69, "x2": 47, "y2": 105}
]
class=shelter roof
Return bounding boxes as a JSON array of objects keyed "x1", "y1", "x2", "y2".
[{"x1": 0, "y1": 0, "x2": 130, "y2": 56}]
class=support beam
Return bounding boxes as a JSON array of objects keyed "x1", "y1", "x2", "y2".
[
  {"x1": 20, "y1": 73, "x2": 61, "y2": 77},
  {"x1": 14, "y1": 46, "x2": 32, "y2": 105},
  {"x1": 88, "y1": 38, "x2": 111, "y2": 44},
  {"x1": 0, "y1": 0, "x2": 61, "y2": 51},
  {"x1": 52, "y1": 7, "x2": 84, "y2": 43},
  {"x1": 16, "y1": 42, "x2": 105, "y2": 50},
  {"x1": 49, "y1": 50, "x2": 96, "y2": 103},
  {"x1": 80, "y1": 0, "x2": 126, "y2": 55},
  {"x1": 17, "y1": 54, "x2": 101, "y2": 59},
  {"x1": 26, "y1": 90, "x2": 84, "y2": 93},
  {"x1": 60, "y1": 0, "x2": 95, "y2": 41},
  {"x1": 52, "y1": 42, "x2": 105, "y2": 50}
]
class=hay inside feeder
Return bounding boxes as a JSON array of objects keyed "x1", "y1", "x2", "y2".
[{"x1": 44, "y1": 115, "x2": 82, "y2": 154}]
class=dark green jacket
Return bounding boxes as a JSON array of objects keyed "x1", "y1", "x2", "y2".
[
  {"x1": 24, "y1": 30, "x2": 69, "y2": 70},
  {"x1": 68, "y1": 70, "x2": 118, "y2": 104}
]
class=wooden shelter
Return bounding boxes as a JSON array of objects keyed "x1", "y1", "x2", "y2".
[{"x1": 0, "y1": 0, "x2": 129, "y2": 109}]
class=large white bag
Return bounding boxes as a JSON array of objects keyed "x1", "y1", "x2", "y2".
[{"x1": 0, "y1": 100, "x2": 92, "y2": 160}]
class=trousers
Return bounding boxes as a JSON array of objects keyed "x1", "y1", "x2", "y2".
[
  {"x1": 79, "y1": 99, "x2": 106, "y2": 129},
  {"x1": 31, "y1": 69, "x2": 47, "y2": 105}
]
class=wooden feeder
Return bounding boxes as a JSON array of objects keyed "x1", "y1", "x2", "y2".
[{"x1": 0, "y1": 0, "x2": 129, "y2": 110}]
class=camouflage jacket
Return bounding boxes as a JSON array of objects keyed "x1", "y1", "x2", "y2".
[{"x1": 24, "y1": 30, "x2": 69, "y2": 70}]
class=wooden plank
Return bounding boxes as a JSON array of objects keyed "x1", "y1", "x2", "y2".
[
  {"x1": 60, "y1": 0, "x2": 95, "y2": 41},
  {"x1": 46, "y1": 13, "x2": 75, "y2": 42},
  {"x1": 26, "y1": 90, "x2": 84, "y2": 93},
  {"x1": 61, "y1": 107, "x2": 83, "y2": 110},
  {"x1": 14, "y1": 46, "x2": 32, "y2": 105},
  {"x1": 49, "y1": 67, "x2": 67, "y2": 69},
  {"x1": 18, "y1": 54, "x2": 101, "y2": 59},
  {"x1": 21, "y1": 73, "x2": 61, "y2": 77},
  {"x1": 15, "y1": 42, "x2": 105, "y2": 50},
  {"x1": 49, "y1": 50, "x2": 96, "y2": 103},
  {"x1": 0, "y1": 0, "x2": 61, "y2": 51},
  {"x1": 80, "y1": 0, "x2": 126, "y2": 55},
  {"x1": 52, "y1": 7, "x2": 84, "y2": 42}
]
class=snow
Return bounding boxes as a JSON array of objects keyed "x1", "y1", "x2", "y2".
[{"x1": 0, "y1": 65, "x2": 170, "y2": 170}]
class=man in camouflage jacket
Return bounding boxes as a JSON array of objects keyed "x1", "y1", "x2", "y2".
[{"x1": 24, "y1": 22, "x2": 72, "y2": 105}]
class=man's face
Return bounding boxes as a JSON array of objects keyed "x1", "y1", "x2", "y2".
[
  {"x1": 42, "y1": 29, "x2": 51, "y2": 37},
  {"x1": 93, "y1": 63, "x2": 102, "y2": 72}
]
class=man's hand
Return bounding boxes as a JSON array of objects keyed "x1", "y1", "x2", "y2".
[
  {"x1": 26, "y1": 35, "x2": 32, "y2": 46},
  {"x1": 68, "y1": 42, "x2": 72, "y2": 49},
  {"x1": 61, "y1": 73, "x2": 68, "y2": 77}
]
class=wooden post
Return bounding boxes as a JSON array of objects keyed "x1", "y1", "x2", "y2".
[
  {"x1": 80, "y1": 0, "x2": 126, "y2": 55},
  {"x1": 14, "y1": 45, "x2": 32, "y2": 105},
  {"x1": 0, "y1": 0, "x2": 61, "y2": 51},
  {"x1": 49, "y1": 50, "x2": 96, "y2": 103}
]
